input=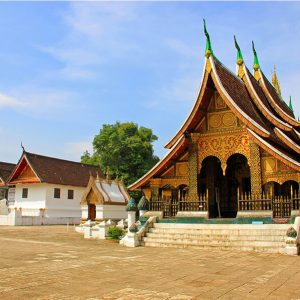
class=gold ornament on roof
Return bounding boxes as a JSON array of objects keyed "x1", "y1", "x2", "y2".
[{"x1": 272, "y1": 65, "x2": 282, "y2": 96}]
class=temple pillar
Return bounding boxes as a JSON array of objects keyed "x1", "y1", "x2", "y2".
[
  {"x1": 249, "y1": 142, "x2": 262, "y2": 198},
  {"x1": 187, "y1": 137, "x2": 199, "y2": 201}
]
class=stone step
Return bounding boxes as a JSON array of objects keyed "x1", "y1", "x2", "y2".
[
  {"x1": 149, "y1": 228, "x2": 288, "y2": 236},
  {"x1": 146, "y1": 232, "x2": 286, "y2": 242},
  {"x1": 153, "y1": 223, "x2": 291, "y2": 230},
  {"x1": 143, "y1": 236, "x2": 285, "y2": 248},
  {"x1": 143, "y1": 241, "x2": 285, "y2": 254}
]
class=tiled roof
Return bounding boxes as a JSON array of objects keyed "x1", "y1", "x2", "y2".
[
  {"x1": 24, "y1": 152, "x2": 103, "y2": 187},
  {"x1": 0, "y1": 162, "x2": 16, "y2": 183},
  {"x1": 214, "y1": 59, "x2": 270, "y2": 130},
  {"x1": 261, "y1": 71, "x2": 294, "y2": 118}
]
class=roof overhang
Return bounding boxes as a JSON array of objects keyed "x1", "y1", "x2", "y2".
[
  {"x1": 8, "y1": 154, "x2": 41, "y2": 184},
  {"x1": 129, "y1": 135, "x2": 188, "y2": 191}
]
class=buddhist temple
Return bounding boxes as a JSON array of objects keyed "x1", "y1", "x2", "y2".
[{"x1": 129, "y1": 21, "x2": 300, "y2": 221}]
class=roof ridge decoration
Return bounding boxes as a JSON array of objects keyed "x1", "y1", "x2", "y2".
[
  {"x1": 252, "y1": 41, "x2": 260, "y2": 71},
  {"x1": 234, "y1": 35, "x2": 244, "y2": 66},
  {"x1": 258, "y1": 71, "x2": 300, "y2": 127},
  {"x1": 272, "y1": 65, "x2": 282, "y2": 96},
  {"x1": 289, "y1": 96, "x2": 294, "y2": 113},
  {"x1": 203, "y1": 19, "x2": 213, "y2": 58}
]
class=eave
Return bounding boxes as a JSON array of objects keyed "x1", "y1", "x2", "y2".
[
  {"x1": 242, "y1": 66, "x2": 292, "y2": 132},
  {"x1": 258, "y1": 70, "x2": 300, "y2": 128},
  {"x1": 274, "y1": 127, "x2": 300, "y2": 154},
  {"x1": 209, "y1": 57, "x2": 270, "y2": 138},
  {"x1": 8, "y1": 153, "x2": 42, "y2": 185},
  {"x1": 247, "y1": 128, "x2": 300, "y2": 172},
  {"x1": 129, "y1": 135, "x2": 187, "y2": 191}
]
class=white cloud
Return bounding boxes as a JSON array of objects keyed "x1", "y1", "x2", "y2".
[
  {"x1": 0, "y1": 93, "x2": 26, "y2": 109},
  {"x1": 42, "y1": 2, "x2": 138, "y2": 80},
  {"x1": 63, "y1": 140, "x2": 93, "y2": 161},
  {"x1": 0, "y1": 89, "x2": 75, "y2": 114}
]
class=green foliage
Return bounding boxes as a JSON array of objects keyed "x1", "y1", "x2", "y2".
[
  {"x1": 107, "y1": 226, "x2": 124, "y2": 240},
  {"x1": 81, "y1": 122, "x2": 159, "y2": 189},
  {"x1": 286, "y1": 227, "x2": 297, "y2": 238}
]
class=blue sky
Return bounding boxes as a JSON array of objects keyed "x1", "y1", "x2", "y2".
[{"x1": 0, "y1": 1, "x2": 299, "y2": 163}]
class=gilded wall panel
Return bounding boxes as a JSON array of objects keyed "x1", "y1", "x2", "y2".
[
  {"x1": 176, "y1": 162, "x2": 188, "y2": 176},
  {"x1": 198, "y1": 130, "x2": 250, "y2": 173}
]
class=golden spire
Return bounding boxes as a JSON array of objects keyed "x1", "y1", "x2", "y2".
[
  {"x1": 105, "y1": 166, "x2": 110, "y2": 180},
  {"x1": 272, "y1": 65, "x2": 281, "y2": 96}
]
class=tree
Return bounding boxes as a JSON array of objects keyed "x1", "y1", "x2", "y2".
[{"x1": 81, "y1": 122, "x2": 159, "y2": 187}]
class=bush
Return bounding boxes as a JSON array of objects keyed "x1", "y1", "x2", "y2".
[
  {"x1": 286, "y1": 227, "x2": 297, "y2": 238},
  {"x1": 107, "y1": 226, "x2": 124, "y2": 240}
]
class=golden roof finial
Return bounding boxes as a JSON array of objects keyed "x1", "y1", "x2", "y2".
[
  {"x1": 272, "y1": 65, "x2": 281, "y2": 96},
  {"x1": 106, "y1": 166, "x2": 110, "y2": 180}
]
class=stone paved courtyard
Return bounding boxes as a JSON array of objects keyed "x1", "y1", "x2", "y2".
[{"x1": 0, "y1": 226, "x2": 299, "y2": 299}]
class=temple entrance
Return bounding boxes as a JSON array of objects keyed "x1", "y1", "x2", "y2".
[
  {"x1": 198, "y1": 154, "x2": 250, "y2": 218},
  {"x1": 198, "y1": 156, "x2": 223, "y2": 218},
  {"x1": 88, "y1": 203, "x2": 96, "y2": 221},
  {"x1": 225, "y1": 154, "x2": 250, "y2": 217}
]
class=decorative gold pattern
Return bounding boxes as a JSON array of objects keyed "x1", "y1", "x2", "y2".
[
  {"x1": 207, "y1": 111, "x2": 237, "y2": 130},
  {"x1": 222, "y1": 112, "x2": 236, "y2": 127},
  {"x1": 262, "y1": 157, "x2": 277, "y2": 173},
  {"x1": 208, "y1": 114, "x2": 222, "y2": 128},
  {"x1": 198, "y1": 130, "x2": 250, "y2": 174},
  {"x1": 176, "y1": 162, "x2": 188, "y2": 176},
  {"x1": 249, "y1": 142, "x2": 262, "y2": 197},
  {"x1": 215, "y1": 94, "x2": 226, "y2": 109}
]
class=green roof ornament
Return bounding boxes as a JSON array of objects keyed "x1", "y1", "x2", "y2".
[
  {"x1": 252, "y1": 41, "x2": 260, "y2": 71},
  {"x1": 234, "y1": 35, "x2": 243, "y2": 66},
  {"x1": 137, "y1": 196, "x2": 149, "y2": 211},
  {"x1": 126, "y1": 198, "x2": 137, "y2": 212},
  {"x1": 289, "y1": 96, "x2": 294, "y2": 112},
  {"x1": 203, "y1": 19, "x2": 213, "y2": 58}
]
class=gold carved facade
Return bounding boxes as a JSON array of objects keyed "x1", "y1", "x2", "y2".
[
  {"x1": 261, "y1": 153, "x2": 300, "y2": 184},
  {"x1": 197, "y1": 129, "x2": 251, "y2": 174}
]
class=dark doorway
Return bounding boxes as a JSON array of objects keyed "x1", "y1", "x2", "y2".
[
  {"x1": 198, "y1": 156, "x2": 223, "y2": 218},
  {"x1": 225, "y1": 154, "x2": 250, "y2": 218},
  {"x1": 88, "y1": 203, "x2": 96, "y2": 221}
]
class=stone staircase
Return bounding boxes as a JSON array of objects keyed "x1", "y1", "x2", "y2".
[{"x1": 142, "y1": 223, "x2": 291, "y2": 253}]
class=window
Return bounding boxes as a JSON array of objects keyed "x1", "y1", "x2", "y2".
[
  {"x1": 54, "y1": 188, "x2": 60, "y2": 199},
  {"x1": 68, "y1": 189, "x2": 74, "y2": 200},
  {"x1": 22, "y1": 188, "x2": 28, "y2": 198}
]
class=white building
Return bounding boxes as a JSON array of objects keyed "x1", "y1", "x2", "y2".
[{"x1": 0, "y1": 151, "x2": 102, "y2": 225}]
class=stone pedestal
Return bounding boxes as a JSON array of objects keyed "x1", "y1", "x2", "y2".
[
  {"x1": 119, "y1": 232, "x2": 140, "y2": 247},
  {"x1": 285, "y1": 237, "x2": 299, "y2": 256},
  {"x1": 83, "y1": 220, "x2": 96, "y2": 239},
  {"x1": 127, "y1": 211, "x2": 136, "y2": 232},
  {"x1": 139, "y1": 210, "x2": 147, "y2": 217}
]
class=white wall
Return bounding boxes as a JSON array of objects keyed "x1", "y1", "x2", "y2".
[
  {"x1": 14, "y1": 183, "x2": 47, "y2": 212},
  {"x1": 1, "y1": 183, "x2": 86, "y2": 225},
  {"x1": 45, "y1": 184, "x2": 84, "y2": 218}
]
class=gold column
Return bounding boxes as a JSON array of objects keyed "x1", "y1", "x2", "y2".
[
  {"x1": 249, "y1": 141, "x2": 262, "y2": 198},
  {"x1": 187, "y1": 136, "x2": 199, "y2": 202}
]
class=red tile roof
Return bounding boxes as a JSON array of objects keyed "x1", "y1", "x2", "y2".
[{"x1": 11, "y1": 152, "x2": 103, "y2": 187}]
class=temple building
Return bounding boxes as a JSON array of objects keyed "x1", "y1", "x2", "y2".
[
  {"x1": 0, "y1": 162, "x2": 16, "y2": 201},
  {"x1": 129, "y1": 22, "x2": 300, "y2": 221},
  {"x1": 0, "y1": 151, "x2": 102, "y2": 225}
]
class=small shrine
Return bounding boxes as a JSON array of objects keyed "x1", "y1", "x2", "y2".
[{"x1": 80, "y1": 174, "x2": 129, "y2": 222}]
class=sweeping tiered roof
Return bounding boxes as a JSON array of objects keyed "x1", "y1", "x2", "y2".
[{"x1": 129, "y1": 22, "x2": 300, "y2": 191}]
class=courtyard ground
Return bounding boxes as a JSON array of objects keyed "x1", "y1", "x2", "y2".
[{"x1": 0, "y1": 226, "x2": 299, "y2": 300}]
